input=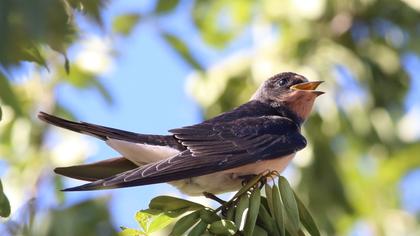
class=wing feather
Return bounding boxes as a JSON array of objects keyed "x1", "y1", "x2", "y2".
[{"x1": 63, "y1": 116, "x2": 306, "y2": 191}]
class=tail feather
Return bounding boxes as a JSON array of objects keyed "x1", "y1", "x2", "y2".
[
  {"x1": 38, "y1": 112, "x2": 183, "y2": 149},
  {"x1": 54, "y1": 157, "x2": 138, "y2": 182}
]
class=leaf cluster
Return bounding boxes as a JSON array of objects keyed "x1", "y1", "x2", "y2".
[{"x1": 121, "y1": 174, "x2": 319, "y2": 236}]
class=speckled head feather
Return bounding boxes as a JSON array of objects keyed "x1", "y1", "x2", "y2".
[{"x1": 251, "y1": 72, "x2": 323, "y2": 121}]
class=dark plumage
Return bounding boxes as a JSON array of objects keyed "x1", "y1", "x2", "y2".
[{"x1": 38, "y1": 72, "x2": 323, "y2": 194}]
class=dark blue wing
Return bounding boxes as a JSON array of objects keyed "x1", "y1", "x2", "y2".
[{"x1": 63, "y1": 116, "x2": 306, "y2": 191}]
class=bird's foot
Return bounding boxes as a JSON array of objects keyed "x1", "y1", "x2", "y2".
[
  {"x1": 261, "y1": 170, "x2": 281, "y2": 183},
  {"x1": 238, "y1": 174, "x2": 258, "y2": 186},
  {"x1": 203, "y1": 191, "x2": 226, "y2": 205}
]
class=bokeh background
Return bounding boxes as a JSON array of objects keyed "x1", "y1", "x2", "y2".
[{"x1": 1, "y1": 0, "x2": 420, "y2": 235}]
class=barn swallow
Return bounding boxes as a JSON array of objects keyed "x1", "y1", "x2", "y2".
[{"x1": 38, "y1": 72, "x2": 323, "y2": 195}]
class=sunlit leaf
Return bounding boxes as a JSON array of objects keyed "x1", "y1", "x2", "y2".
[
  {"x1": 162, "y1": 32, "x2": 203, "y2": 70},
  {"x1": 135, "y1": 210, "x2": 151, "y2": 232},
  {"x1": 155, "y1": 0, "x2": 180, "y2": 14},
  {"x1": 149, "y1": 195, "x2": 204, "y2": 212},
  {"x1": 112, "y1": 13, "x2": 141, "y2": 36},
  {"x1": 0, "y1": 179, "x2": 11, "y2": 218},
  {"x1": 119, "y1": 227, "x2": 144, "y2": 236},
  {"x1": 135, "y1": 209, "x2": 176, "y2": 234},
  {"x1": 0, "y1": 72, "x2": 23, "y2": 116},
  {"x1": 22, "y1": 46, "x2": 48, "y2": 70},
  {"x1": 148, "y1": 213, "x2": 175, "y2": 233},
  {"x1": 65, "y1": 65, "x2": 96, "y2": 88},
  {"x1": 191, "y1": 0, "x2": 248, "y2": 48}
]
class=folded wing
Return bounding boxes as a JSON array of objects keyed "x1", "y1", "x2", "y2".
[{"x1": 63, "y1": 116, "x2": 307, "y2": 191}]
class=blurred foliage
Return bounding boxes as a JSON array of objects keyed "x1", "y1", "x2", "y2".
[
  {"x1": 0, "y1": 108, "x2": 11, "y2": 218},
  {"x1": 162, "y1": 32, "x2": 204, "y2": 70},
  {"x1": 2, "y1": 198, "x2": 116, "y2": 235},
  {"x1": 112, "y1": 13, "x2": 141, "y2": 36},
  {"x1": 0, "y1": 179, "x2": 11, "y2": 218},
  {"x1": 1, "y1": 0, "x2": 420, "y2": 235},
  {"x1": 186, "y1": 0, "x2": 420, "y2": 235},
  {"x1": 0, "y1": 0, "x2": 116, "y2": 234},
  {"x1": 45, "y1": 198, "x2": 116, "y2": 236},
  {"x1": 121, "y1": 175, "x2": 320, "y2": 236}
]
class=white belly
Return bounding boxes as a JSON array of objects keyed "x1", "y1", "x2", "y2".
[
  {"x1": 170, "y1": 172, "x2": 242, "y2": 196},
  {"x1": 224, "y1": 154, "x2": 295, "y2": 175},
  {"x1": 171, "y1": 154, "x2": 295, "y2": 196},
  {"x1": 105, "y1": 138, "x2": 295, "y2": 195}
]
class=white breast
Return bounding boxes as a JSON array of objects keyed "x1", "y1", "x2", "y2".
[
  {"x1": 171, "y1": 154, "x2": 296, "y2": 196},
  {"x1": 223, "y1": 154, "x2": 295, "y2": 175}
]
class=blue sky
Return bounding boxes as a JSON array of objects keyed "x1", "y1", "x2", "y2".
[{"x1": 57, "y1": 0, "x2": 207, "y2": 228}]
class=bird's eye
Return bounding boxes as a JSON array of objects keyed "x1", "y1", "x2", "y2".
[{"x1": 278, "y1": 79, "x2": 287, "y2": 87}]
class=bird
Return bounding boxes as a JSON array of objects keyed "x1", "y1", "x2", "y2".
[{"x1": 38, "y1": 72, "x2": 323, "y2": 196}]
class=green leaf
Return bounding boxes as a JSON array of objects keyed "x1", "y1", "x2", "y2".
[
  {"x1": 252, "y1": 225, "x2": 268, "y2": 236},
  {"x1": 65, "y1": 65, "x2": 96, "y2": 88},
  {"x1": 22, "y1": 46, "x2": 49, "y2": 70},
  {"x1": 149, "y1": 196, "x2": 204, "y2": 212},
  {"x1": 199, "y1": 208, "x2": 220, "y2": 224},
  {"x1": 272, "y1": 184, "x2": 285, "y2": 236},
  {"x1": 135, "y1": 209, "x2": 176, "y2": 233},
  {"x1": 226, "y1": 205, "x2": 235, "y2": 221},
  {"x1": 0, "y1": 105, "x2": 2, "y2": 121},
  {"x1": 208, "y1": 220, "x2": 237, "y2": 236},
  {"x1": 162, "y1": 32, "x2": 203, "y2": 70},
  {"x1": 264, "y1": 185, "x2": 275, "y2": 218},
  {"x1": 244, "y1": 190, "x2": 261, "y2": 236},
  {"x1": 148, "y1": 213, "x2": 176, "y2": 233},
  {"x1": 170, "y1": 210, "x2": 201, "y2": 236},
  {"x1": 112, "y1": 13, "x2": 141, "y2": 36},
  {"x1": 0, "y1": 72, "x2": 23, "y2": 116},
  {"x1": 119, "y1": 227, "x2": 144, "y2": 236},
  {"x1": 187, "y1": 220, "x2": 208, "y2": 236},
  {"x1": 135, "y1": 210, "x2": 151, "y2": 232},
  {"x1": 234, "y1": 194, "x2": 250, "y2": 230},
  {"x1": 155, "y1": 0, "x2": 180, "y2": 14},
  {"x1": 0, "y1": 179, "x2": 11, "y2": 218},
  {"x1": 257, "y1": 204, "x2": 277, "y2": 236},
  {"x1": 278, "y1": 177, "x2": 300, "y2": 235},
  {"x1": 293, "y1": 192, "x2": 320, "y2": 236}
]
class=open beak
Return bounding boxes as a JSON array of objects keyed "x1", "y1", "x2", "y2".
[{"x1": 290, "y1": 81, "x2": 324, "y2": 96}]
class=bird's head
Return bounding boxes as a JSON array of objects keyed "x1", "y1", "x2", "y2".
[{"x1": 251, "y1": 72, "x2": 324, "y2": 121}]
